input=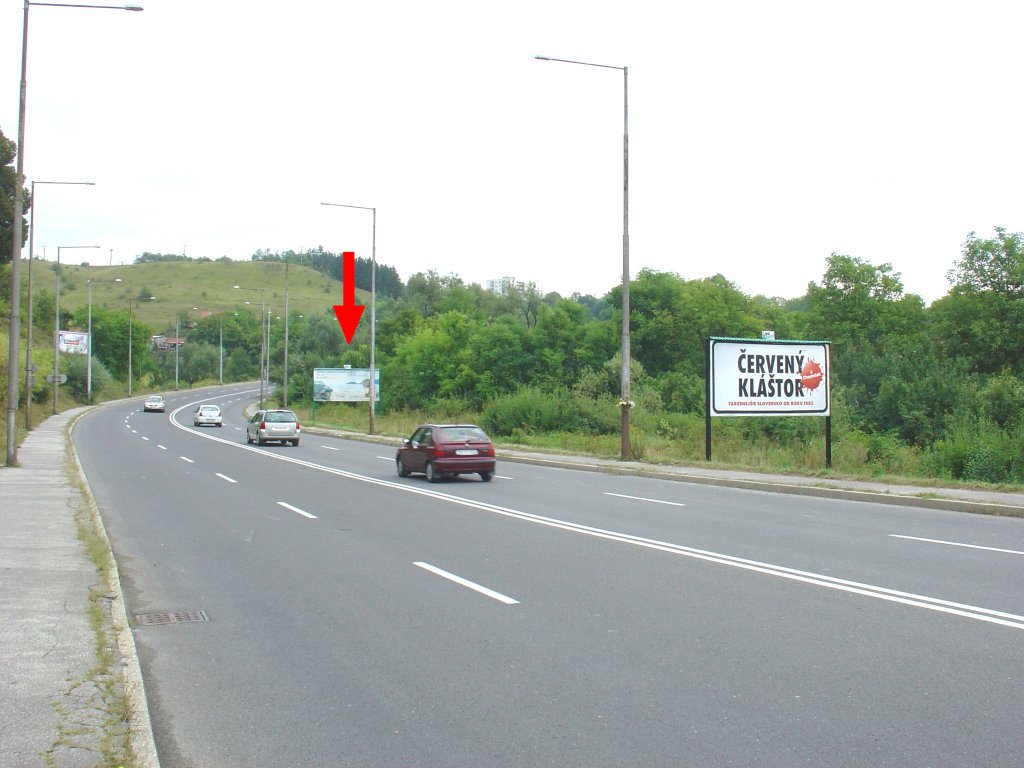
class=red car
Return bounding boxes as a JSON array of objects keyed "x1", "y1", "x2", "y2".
[{"x1": 396, "y1": 424, "x2": 496, "y2": 482}]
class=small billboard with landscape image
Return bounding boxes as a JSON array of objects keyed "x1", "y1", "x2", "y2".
[{"x1": 313, "y1": 368, "x2": 380, "y2": 402}]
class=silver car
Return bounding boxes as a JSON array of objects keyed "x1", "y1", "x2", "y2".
[
  {"x1": 193, "y1": 404, "x2": 223, "y2": 427},
  {"x1": 246, "y1": 408, "x2": 300, "y2": 446}
]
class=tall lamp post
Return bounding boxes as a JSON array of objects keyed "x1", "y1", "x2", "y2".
[
  {"x1": 321, "y1": 201, "x2": 377, "y2": 434},
  {"x1": 6, "y1": 0, "x2": 143, "y2": 466},
  {"x1": 127, "y1": 294, "x2": 155, "y2": 396},
  {"x1": 86, "y1": 276, "x2": 122, "y2": 401},
  {"x1": 283, "y1": 262, "x2": 290, "y2": 407},
  {"x1": 535, "y1": 54, "x2": 631, "y2": 460},
  {"x1": 52, "y1": 244, "x2": 98, "y2": 414},
  {"x1": 24, "y1": 179, "x2": 94, "y2": 429},
  {"x1": 174, "y1": 313, "x2": 180, "y2": 390},
  {"x1": 234, "y1": 285, "x2": 266, "y2": 407}
]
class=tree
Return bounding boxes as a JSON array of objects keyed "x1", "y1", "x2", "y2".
[
  {"x1": 465, "y1": 317, "x2": 530, "y2": 404},
  {"x1": 805, "y1": 253, "x2": 924, "y2": 351},
  {"x1": 179, "y1": 342, "x2": 218, "y2": 386},
  {"x1": 71, "y1": 305, "x2": 132, "y2": 377},
  {"x1": 947, "y1": 228, "x2": 1024, "y2": 297},
  {"x1": 1, "y1": 127, "x2": 30, "y2": 264},
  {"x1": 621, "y1": 270, "x2": 760, "y2": 378},
  {"x1": 64, "y1": 354, "x2": 111, "y2": 400},
  {"x1": 930, "y1": 228, "x2": 1024, "y2": 374}
]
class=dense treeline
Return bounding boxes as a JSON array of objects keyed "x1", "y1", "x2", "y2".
[
  {"x1": 264, "y1": 227, "x2": 1024, "y2": 484},
  {"x1": 252, "y1": 247, "x2": 404, "y2": 299},
  {"x1": 7, "y1": 226, "x2": 1024, "y2": 483}
]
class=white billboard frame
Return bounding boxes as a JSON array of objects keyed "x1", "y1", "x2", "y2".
[{"x1": 709, "y1": 337, "x2": 830, "y2": 417}]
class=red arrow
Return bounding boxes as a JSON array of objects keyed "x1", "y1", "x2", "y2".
[{"x1": 332, "y1": 251, "x2": 365, "y2": 344}]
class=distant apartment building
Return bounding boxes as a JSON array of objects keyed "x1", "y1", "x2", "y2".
[{"x1": 486, "y1": 276, "x2": 524, "y2": 295}]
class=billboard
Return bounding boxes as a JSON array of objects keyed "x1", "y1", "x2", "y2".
[
  {"x1": 57, "y1": 331, "x2": 90, "y2": 355},
  {"x1": 709, "y1": 338, "x2": 829, "y2": 417},
  {"x1": 313, "y1": 367, "x2": 380, "y2": 402}
]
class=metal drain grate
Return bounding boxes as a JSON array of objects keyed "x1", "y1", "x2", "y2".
[{"x1": 135, "y1": 609, "x2": 209, "y2": 626}]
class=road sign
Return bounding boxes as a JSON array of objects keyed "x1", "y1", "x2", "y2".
[{"x1": 45, "y1": 374, "x2": 67, "y2": 384}]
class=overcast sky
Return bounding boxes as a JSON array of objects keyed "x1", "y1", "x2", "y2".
[{"x1": 3, "y1": 0, "x2": 1022, "y2": 305}]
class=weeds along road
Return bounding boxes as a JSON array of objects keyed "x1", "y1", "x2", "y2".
[{"x1": 74, "y1": 384, "x2": 1024, "y2": 768}]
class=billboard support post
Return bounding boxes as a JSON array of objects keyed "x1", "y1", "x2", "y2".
[
  {"x1": 704, "y1": 336, "x2": 712, "y2": 461},
  {"x1": 825, "y1": 415, "x2": 832, "y2": 469}
]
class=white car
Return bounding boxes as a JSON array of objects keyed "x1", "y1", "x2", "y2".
[
  {"x1": 143, "y1": 395, "x2": 165, "y2": 413},
  {"x1": 193, "y1": 404, "x2": 223, "y2": 427}
]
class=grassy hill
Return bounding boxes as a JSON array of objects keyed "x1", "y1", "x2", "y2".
[{"x1": 45, "y1": 259, "x2": 367, "y2": 332}]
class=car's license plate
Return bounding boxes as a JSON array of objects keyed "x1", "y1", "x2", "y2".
[{"x1": 456, "y1": 449, "x2": 477, "y2": 456}]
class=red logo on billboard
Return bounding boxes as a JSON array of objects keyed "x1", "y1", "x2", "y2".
[{"x1": 800, "y1": 359, "x2": 823, "y2": 390}]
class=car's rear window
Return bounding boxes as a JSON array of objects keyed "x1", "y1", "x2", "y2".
[
  {"x1": 265, "y1": 411, "x2": 296, "y2": 423},
  {"x1": 200, "y1": 407, "x2": 219, "y2": 414},
  {"x1": 437, "y1": 426, "x2": 489, "y2": 442}
]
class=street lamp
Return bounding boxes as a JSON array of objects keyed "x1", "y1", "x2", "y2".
[
  {"x1": 86, "y1": 276, "x2": 122, "y2": 401},
  {"x1": 52, "y1": 245, "x2": 98, "y2": 414},
  {"x1": 6, "y1": 0, "x2": 143, "y2": 465},
  {"x1": 23, "y1": 179, "x2": 94, "y2": 429},
  {"x1": 127, "y1": 294, "x2": 154, "y2": 396},
  {"x1": 219, "y1": 313, "x2": 223, "y2": 384},
  {"x1": 283, "y1": 262, "x2": 291, "y2": 407},
  {"x1": 321, "y1": 201, "x2": 378, "y2": 434},
  {"x1": 234, "y1": 285, "x2": 266, "y2": 407},
  {"x1": 535, "y1": 54, "x2": 631, "y2": 460},
  {"x1": 174, "y1": 313, "x2": 180, "y2": 390}
]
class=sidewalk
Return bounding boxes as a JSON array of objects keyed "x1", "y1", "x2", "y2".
[{"x1": 0, "y1": 408, "x2": 156, "y2": 768}]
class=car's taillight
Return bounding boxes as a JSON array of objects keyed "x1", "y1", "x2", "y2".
[
  {"x1": 295, "y1": 423, "x2": 301, "y2": 431},
  {"x1": 259, "y1": 421, "x2": 267, "y2": 430},
  {"x1": 434, "y1": 447, "x2": 445, "y2": 458}
]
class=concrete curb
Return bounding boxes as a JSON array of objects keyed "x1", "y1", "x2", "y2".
[
  {"x1": 299, "y1": 424, "x2": 1024, "y2": 518},
  {"x1": 68, "y1": 410, "x2": 161, "y2": 768},
  {"x1": 497, "y1": 453, "x2": 1024, "y2": 518}
]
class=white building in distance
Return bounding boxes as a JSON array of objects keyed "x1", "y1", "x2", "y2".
[{"x1": 486, "y1": 276, "x2": 525, "y2": 295}]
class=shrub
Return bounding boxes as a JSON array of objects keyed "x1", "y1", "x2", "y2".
[
  {"x1": 63, "y1": 354, "x2": 111, "y2": 400},
  {"x1": 482, "y1": 387, "x2": 602, "y2": 435},
  {"x1": 482, "y1": 387, "x2": 570, "y2": 435},
  {"x1": 963, "y1": 446, "x2": 1009, "y2": 484},
  {"x1": 979, "y1": 373, "x2": 1024, "y2": 429}
]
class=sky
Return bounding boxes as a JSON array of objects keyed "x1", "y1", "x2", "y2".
[{"x1": 3, "y1": 0, "x2": 1023, "y2": 306}]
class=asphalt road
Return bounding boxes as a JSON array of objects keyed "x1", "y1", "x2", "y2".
[{"x1": 73, "y1": 385, "x2": 1024, "y2": 767}]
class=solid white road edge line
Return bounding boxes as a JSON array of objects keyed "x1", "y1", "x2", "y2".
[
  {"x1": 277, "y1": 502, "x2": 317, "y2": 519},
  {"x1": 890, "y1": 534, "x2": 1024, "y2": 556},
  {"x1": 414, "y1": 562, "x2": 519, "y2": 605},
  {"x1": 167, "y1": 399, "x2": 1024, "y2": 631},
  {"x1": 606, "y1": 492, "x2": 687, "y2": 507}
]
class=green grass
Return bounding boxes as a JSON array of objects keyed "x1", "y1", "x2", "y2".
[{"x1": 48, "y1": 259, "x2": 361, "y2": 331}]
